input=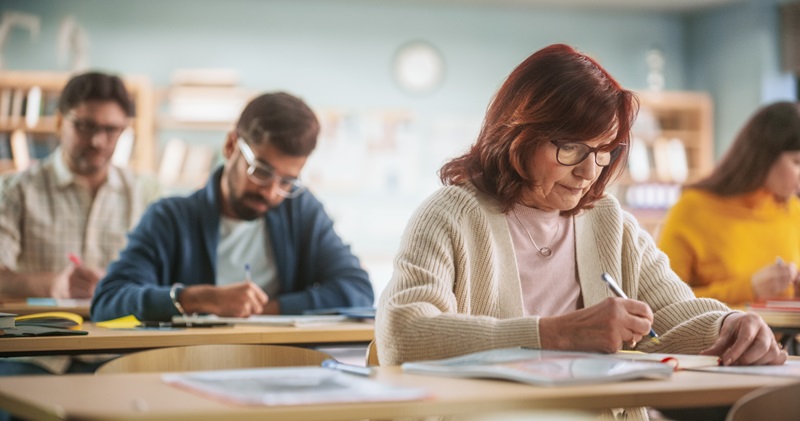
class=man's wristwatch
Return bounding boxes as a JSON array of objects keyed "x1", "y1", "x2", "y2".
[{"x1": 169, "y1": 283, "x2": 187, "y2": 316}]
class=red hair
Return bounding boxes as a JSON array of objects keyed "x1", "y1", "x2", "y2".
[{"x1": 439, "y1": 43, "x2": 638, "y2": 215}]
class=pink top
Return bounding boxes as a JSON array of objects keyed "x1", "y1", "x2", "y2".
[{"x1": 506, "y1": 204, "x2": 582, "y2": 317}]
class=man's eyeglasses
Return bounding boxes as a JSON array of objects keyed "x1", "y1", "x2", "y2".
[
  {"x1": 65, "y1": 116, "x2": 127, "y2": 140},
  {"x1": 550, "y1": 140, "x2": 625, "y2": 167},
  {"x1": 237, "y1": 138, "x2": 305, "y2": 198}
]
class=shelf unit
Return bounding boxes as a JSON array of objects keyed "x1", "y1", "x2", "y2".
[
  {"x1": 611, "y1": 90, "x2": 714, "y2": 235},
  {"x1": 0, "y1": 71, "x2": 155, "y2": 174}
]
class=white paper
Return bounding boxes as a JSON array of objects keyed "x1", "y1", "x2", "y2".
[
  {"x1": 163, "y1": 366, "x2": 429, "y2": 406},
  {"x1": 172, "y1": 314, "x2": 349, "y2": 327},
  {"x1": 688, "y1": 360, "x2": 800, "y2": 377}
]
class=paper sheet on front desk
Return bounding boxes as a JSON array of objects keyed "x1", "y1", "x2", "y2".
[
  {"x1": 688, "y1": 360, "x2": 800, "y2": 377},
  {"x1": 163, "y1": 366, "x2": 430, "y2": 406}
]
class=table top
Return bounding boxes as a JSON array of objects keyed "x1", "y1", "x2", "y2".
[
  {"x1": 0, "y1": 366, "x2": 797, "y2": 421},
  {"x1": 0, "y1": 321, "x2": 375, "y2": 357}
]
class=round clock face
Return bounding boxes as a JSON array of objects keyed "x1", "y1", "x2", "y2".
[{"x1": 392, "y1": 41, "x2": 445, "y2": 95}]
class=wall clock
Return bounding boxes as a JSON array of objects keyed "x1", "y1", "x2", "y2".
[{"x1": 392, "y1": 40, "x2": 445, "y2": 95}]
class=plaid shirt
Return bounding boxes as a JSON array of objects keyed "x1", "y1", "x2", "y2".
[{"x1": 0, "y1": 149, "x2": 160, "y2": 273}]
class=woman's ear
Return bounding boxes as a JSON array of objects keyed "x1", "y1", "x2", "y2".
[
  {"x1": 222, "y1": 131, "x2": 237, "y2": 160},
  {"x1": 509, "y1": 140, "x2": 530, "y2": 181}
]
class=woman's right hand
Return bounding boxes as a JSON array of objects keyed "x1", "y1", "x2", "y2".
[
  {"x1": 751, "y1": 260, "x2": 796, "y2": 299},
  {"x1": 539, "y1": 297, "x2": 654, "y2": 353}
]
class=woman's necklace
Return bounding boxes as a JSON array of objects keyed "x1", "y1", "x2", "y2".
[{"x1": 512, "y1": 209, "x2": 560, "y2": 258}]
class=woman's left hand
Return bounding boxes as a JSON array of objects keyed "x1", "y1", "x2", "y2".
[{"x1": 700, "y1": 312, "x2": 787, "y2": 366}]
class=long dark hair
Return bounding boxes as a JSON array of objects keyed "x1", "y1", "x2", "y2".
[
  {"x1": 439, "y1": 43, "x2": 638, "y2": 215},
  {"x1": 690, "y1": 101, "x2": 800, "y2": 196}
]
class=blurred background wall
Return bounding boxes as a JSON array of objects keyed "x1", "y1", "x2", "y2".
[{"x1": 1, "y1": 0, "x2": 797, "y2": 297}]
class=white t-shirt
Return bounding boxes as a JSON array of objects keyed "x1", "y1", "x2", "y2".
[{"x1": 216, "y1": 216, "x2": 280, "y2": 298}]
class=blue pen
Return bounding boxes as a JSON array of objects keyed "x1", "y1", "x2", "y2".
[
  {"x1": 244, "y1": 263, "x2": 252, "y2": 283},
  {"x1": 600, "y1": 272, "x2": 660, "y2": 344}
]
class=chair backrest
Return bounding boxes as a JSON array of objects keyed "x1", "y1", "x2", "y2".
[
  {"x1": 95, "y1": 344, "x2": 332, "y2": 375},
  {"x1": 366, "y1": 339, "x2": 380, "y2": 366},
  {"x1": 725, "y1": 381, "x2": 800, "y2": 421}
]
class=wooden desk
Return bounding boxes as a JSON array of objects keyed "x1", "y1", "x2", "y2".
[
  {"x1": 0, "y1": 322, "x2": 374, "y2": 357},
  {"x1": 0, "y1": 367, "x2": 797, "y2": 421},
  {"x1": 0, "y1": 299, "x2": 91, "y2": 317}
]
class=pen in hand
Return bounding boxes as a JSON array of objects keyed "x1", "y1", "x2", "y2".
[
  {"x1": 600, "y1": 272, "x2": 660, "y2": 344},
  {"x1": 67, "y1": 253, "x2": 82, "y2": 266},
  {"x1": 321, "y1": 359, "x2": 376, "y2": 377},
  {"x1": 244, "y1": 263, "x2": 252, "y2": 283}
]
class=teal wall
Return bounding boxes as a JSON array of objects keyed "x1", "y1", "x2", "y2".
[
  {"x1": 686, "y1": 0, "x2": 796, "y2": 158},
  {"x1": 2, "y1": 0, "x2": 686, "y2": 114}
]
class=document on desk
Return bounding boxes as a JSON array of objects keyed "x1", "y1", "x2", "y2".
[
  {"x1": 687, "y1": 360, "x2": 800, "y2": 377},
  {"x1": 401, "y1": 347, "x2": 674, "y2": 387},
  {"x1": 172, "y1": 314, "x2": 349, "y2": 327},
  {"x1": 163, "y1": 366, "x2": 430, "y2": 406}
]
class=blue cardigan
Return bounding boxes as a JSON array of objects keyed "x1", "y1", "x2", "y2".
[{"x1": 90, "y1": 168, "x2": 374, "y2": 321}]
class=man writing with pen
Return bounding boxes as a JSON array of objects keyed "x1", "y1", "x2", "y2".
[
  {"x1": 0, "y1": 71, "x2": 159, "y2": 301},
  {"x1": 90, "y1": 92, "x2": 374, "y2": 322}
]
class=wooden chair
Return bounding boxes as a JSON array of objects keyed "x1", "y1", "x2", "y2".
[
  {"x1": 366, "y1": 339, "x2": 380, "y2": 366},
  {"x1": 725, "y1": 381, "x2": 800, "y2": 421},
  {"x1": 95, "y1": 344, "x2": 333, "y2": 375}
]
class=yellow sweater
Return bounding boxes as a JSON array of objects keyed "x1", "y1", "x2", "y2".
[{"x1": 658, "y1": 188, "x2": 800, "y2": 306}]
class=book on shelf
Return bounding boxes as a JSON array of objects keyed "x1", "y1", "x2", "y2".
[
  {"x1": 0, "y1": 132, "x2": 11, "y2": 160},
  {"x1": 172, "y1": 314, "x2": 349, "y2": 327},
  {"x1": 163, "y1": 366, "x2": 429, "y2": 406},
  {"x1": 8, "y1": 88, "x2": 24, "y2": 127},
  {"x1": 24, "y1": 86, "x2": 42, "y2": 128},
  {"x1": 10, "y1": 129, "x2": 29, "y2": 171},
  {"x1": 401, "y1": 347, "x2": 676, "y2": 387},
  {"x1": 0, "y1": 88, "x2": 12, "y2": 125}
]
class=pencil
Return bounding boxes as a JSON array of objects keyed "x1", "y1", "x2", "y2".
[{"x1": 600, "y1": 272, "x2": 660, "y2": 344}]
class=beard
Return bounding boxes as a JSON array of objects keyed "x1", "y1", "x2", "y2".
[
  {"x1": 228, "y1": 192, "x2": 272, "y2": 221},
  {"x1": 68, "y1": 147, "x2": 109, "y2": 175}
]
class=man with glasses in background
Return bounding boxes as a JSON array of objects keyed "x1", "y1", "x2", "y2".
[
  {"x1": 0, "y1": 71, "x2": 160, "y2": 377},
  {"x1": 0, "y1": 71, "x2": 159, "y2": 302},
  {"x1": 91, "y1": 92, "x2": 374, "y2": 322}
]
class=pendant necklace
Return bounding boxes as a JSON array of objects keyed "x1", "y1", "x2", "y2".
[{"x1": 512, "y1": 209, "x2": 560, "y2": 258}]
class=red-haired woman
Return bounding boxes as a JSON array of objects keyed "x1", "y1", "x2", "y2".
[{"x1": 376, "y1": 44, "x2": 785, "y2": 383}]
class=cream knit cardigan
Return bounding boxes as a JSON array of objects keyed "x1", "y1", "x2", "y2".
[{"x1": 377, "y1": 184, "x2": 733, "y2": 365}]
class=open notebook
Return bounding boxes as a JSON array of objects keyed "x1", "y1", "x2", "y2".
[{"x1": 401, "y1": 347, "x2": 675, "y2": 386}]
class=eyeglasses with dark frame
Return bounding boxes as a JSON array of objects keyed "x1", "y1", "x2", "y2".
[
  {"x1": 65, "y1": 116, "x2": 127, "y2": 140},
  {"x1": 550, "y1": 140, "x2": 625, "y2": 167},
  {"x1": 237, "y1": 138, "x2": 305, "y2": 198}
]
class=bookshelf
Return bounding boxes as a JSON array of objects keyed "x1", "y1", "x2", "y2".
[
  {"x1": 611, "y1": 91, "x2": 714, "y2": 235},
  {"x1": 0, "y1": 71, "x2": 155, "y2": 174}
]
